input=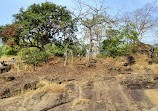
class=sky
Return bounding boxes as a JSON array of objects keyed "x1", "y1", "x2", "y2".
[{"x1": 0, "y1": 0, "x2": 157, "y2": 44}]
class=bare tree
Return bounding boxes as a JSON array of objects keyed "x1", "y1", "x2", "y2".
[
  {"x1": 62, "y1": 22, "x2": 77, "y2": 66},
  {"x1": 123, "y1": 1, "x2": 158, "y2": 41},
  {"x1": 73, "y1": 0, "x2": 108, "y2": 65},
  {"x1": 92, "y1": 22, "x2": 108, "y2": 55}
]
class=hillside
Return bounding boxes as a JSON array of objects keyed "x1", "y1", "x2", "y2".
[
  {"x1": 0, "y1": 52, "x2": 158, "y2": 111},
  {"x1": 0, "y1": 0, "x2": 158, "y2": 110}
]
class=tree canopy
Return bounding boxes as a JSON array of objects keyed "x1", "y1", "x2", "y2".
[{"x1": 13, "y1": 2, "x2": 75, "y2": 51}]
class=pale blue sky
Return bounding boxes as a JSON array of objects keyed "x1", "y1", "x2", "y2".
[
  {"x1": 0, "y1": 0, "x2": 157, "y2": 44},
  {"x1": 0, "y1": 0, "x2": 156, "y2": 25}
]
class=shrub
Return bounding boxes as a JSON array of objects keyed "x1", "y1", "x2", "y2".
[
  {"x1": 45, "y1": 43, "x2": 65, "y2": 57},
  {"x1": 18, "y1": 47, "x2": 51, "y2": 66},
  {"x1": 101, "y1": 39, "x2": 137, "y2": 57},
  {"x1": 0, "y1": 46, "x2": 4, "y2": 58},
  {"x1": 3, "y1": 45, "x2": 21, "y2": 55}
]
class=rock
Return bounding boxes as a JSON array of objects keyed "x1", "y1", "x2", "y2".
[
  {"x1": 0, "y1": 76, "x2": 15, "y2": 82},
  {"x1": 0, "y1": 92, "x2": 73, "y2": 111},
  {"x1": 81, "y1": 81, "x2": 94, "y2": 99},
  {"x1": 150, "y1": 106, "x2": 158, "y2": 111},
  {"x1": 136, "y1": 42, "x2": 154, "y2": 58},
  {"x1": 124, "y1": 55, "x2": 135, "y2": 66},
  {"x1": 23, "y1": 81, "x2": 38, "y2": 90}
]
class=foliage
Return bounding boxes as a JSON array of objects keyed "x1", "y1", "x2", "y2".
[
  {"x1": 101, "y1": 38, "x2": 122, "y2": 57},
  {"x1": 1, "y1": 24, "x2": 20, "y2": 44},
  {"x1": 0, "y1": 46, "x2": 4, "y2": 58},
  {"x1": 18, "y1": 47, "x2": 51, "y2": 66},
  {"x1": 101, "y1": 24, "x2": 138, "y2": 57},
  {"x1": 153, "y1": 44, "x2": 158, "y2": 56},
  {"x1": 76, "y1": 43, "x2": 88, "y2": 57},
  {"x1": 45, "y1": 43, "x2": 65, "y2": 57},
  {"x1": 13, "y1": 2, "x2": 75, "y2": 51},
  {"x1": 0, "y1": 24, "x2": 21, "y2": 55},
  {"x1": 3, "y1": 45, "x2": 21, "y2": 55},
  {"x1": 0, "y1": 26, "x2": 5, "y2": 39},
  {"x1": 64, "y1": 38, "x2": 88, "y2": 57}
]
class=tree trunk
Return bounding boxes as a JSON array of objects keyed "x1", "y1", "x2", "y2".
[
  {"x1": 64, "y1": 44, "x2": 68, "y2": 66},
  {"x1": 87, "y1": 28, "x2": 92, "y2": 65},
  {"x1": 98, "y1": 41, "x2": 101, "y2": 55},
  {"x1": 70, "y1": 50, "x2": 73, "y2": 64},
  {"x1": 94, "y1": 42, "x2": 97, "y2": 57}
]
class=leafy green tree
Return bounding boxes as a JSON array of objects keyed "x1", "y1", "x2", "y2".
[
  {"x1": 153, "y1": 43, "x2": 158, "y2": 56},
  {"x1": 121, "y1": 23, "x2": 139, "y2": 44},
  {"x1": 14, "y1": 2, "x2": 75, "y2": 51},
  {"x1": 101, "y1": 24, "x2": 138, "y2": 57}
]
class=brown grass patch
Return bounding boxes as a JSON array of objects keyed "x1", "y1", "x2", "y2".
[
  {"x1": 20, "y1": 80, "x2": 67, "y2": 97},
  {"x1": 36, "y1": 80, "x2": 66, "y2": 93},
  {"x1": 72, "y1": 98, "x2": 90, "y2": 107},
  {"x1": 130, "y1": 53, "x2": 158, "y2": 75}
]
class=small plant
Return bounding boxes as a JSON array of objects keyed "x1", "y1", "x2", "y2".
[{"x1": 18, "y1": 47, "x2": 51, "y2": 67}]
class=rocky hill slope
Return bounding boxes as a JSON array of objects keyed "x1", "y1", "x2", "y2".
[{"x1": 0, "y1": 52, "x2": 158, "y2": 111}]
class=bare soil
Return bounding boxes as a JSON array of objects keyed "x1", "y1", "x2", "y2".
[{"x1": 0, "y1": 55, "x2": 158, "y2": 111}]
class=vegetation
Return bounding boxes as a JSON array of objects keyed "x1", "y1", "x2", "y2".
[
  {"x1": 101, "y1": 24, "x2": 138, "y2": 57},
  {"x1": 18, "y1": 47, "x2": 51, "y2": 67},
  {"x1": 0, "y1": 1, "x2": 157, "y2": 66}
]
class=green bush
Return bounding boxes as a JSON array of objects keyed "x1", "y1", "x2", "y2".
[
  {"x1": 45, "y1": 43, "x2": 65, "y2": 57},
  {"x1": 119, "y1": 44, "x2": 137, "y2": 55},
  {"x1": 101, "y1": 39, "x2": 137, "y2": 57},
  {"x1": 18, "y1": 47, "x2": 51, "y2": 66},
  {"x1": 3, "y1": 45, "x2": 21, "y2": 55},
  {"x1": 0, "y1": 46, "x2": 4, "y2": 58},
  {"x1": 101, "y1": 24, "x2": 138, "y2": 57}
]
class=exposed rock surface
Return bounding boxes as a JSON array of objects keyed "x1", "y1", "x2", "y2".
[
  {"x1": 0, "y1": 74, "x2": 156, "y2": 111},
  {"x1": 0, "y1": 53, "x2": 158, "y2": 111},
  {"x1": 150, "y1": 106, "x2": 158, "y2": 111}
]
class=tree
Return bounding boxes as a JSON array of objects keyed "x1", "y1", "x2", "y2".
[
  {"x1": 13, "y1": 2, "x2": 75, "y2": 51},
  {"x1": 92, "y1": 21, "x2": 108, "y2": 56},
  {"x1": 0, "y1": 24, "x2": 21, "y2": 55},
  {"x1": 101, "y1": 24, "x2": 138, "y2": 57},
  {"x1": 59, "y1": 20, "x2": 78, "y2": 66},
  {"x1": 1, "y1": 24, "x2": 20, "y2": 45},
  {"x1": 0, "y1": 26, "x2": 5, "y2": 39},
  {"x1": 73, "y1": 0, "x2": 109, "y2": 65},
  {"x1": 123, "y1": 1, "x2": 158, "y2": 41}
]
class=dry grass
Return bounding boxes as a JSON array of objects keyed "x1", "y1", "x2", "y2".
[
  {"x1": 133, "y1": 53, "x2": 151, "y2": 65},
  {"x1": 0, "y1": 55, "x2": 20, "y2": 64},
  {"x1": 131, "y1": 53, "x2": 158, "y2": 75},
  {"x1": 20, "y1": 80, "x2": 67, "y2": 97},
  {"x1": 36, "y1": 80, "x2": 66, "y2": 93},
  {"x1": 0, "y1": 55, "x2": 36, "y2": 75},
  {"x1": 72, "y1": 98, "x2": 90, "y2": 107}
]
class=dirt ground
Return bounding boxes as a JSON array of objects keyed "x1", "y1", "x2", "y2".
[{"x1": 0, "y1": 54, "x2": 158, "y2": 110}]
